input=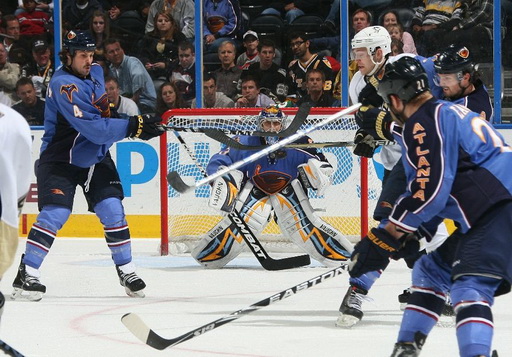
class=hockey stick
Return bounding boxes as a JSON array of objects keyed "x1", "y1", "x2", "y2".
[
  {"x1": 121, "y1": 265, "x2": 346, "y2": 350},
  {"x1": 167, "y1": 103, "x2": 362, "y2": 193},
  {"x1": 0, "y1": 340, "x2": 25, "y2": 357},
  {"x1": 203, "y1": 130, "x2": 393, "y2": 150},
  {"x1": 170, "y1": 131, "x2": 310, "y2": 270},
  {"x1": 163, "y1": 103, "x2": 312, "y2": 137}
]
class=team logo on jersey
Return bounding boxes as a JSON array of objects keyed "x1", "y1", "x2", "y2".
[
  {"x1": 51, "y1": 188, "x2": 65, "y2": 196},
  {"x1": 60, "y1": 84, "x2": 79, "y2": 102},
  {"x1": 252, "y1": 166, "x2": 291, "y2": 195}
]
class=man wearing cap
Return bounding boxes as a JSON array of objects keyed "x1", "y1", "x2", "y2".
[
  {"x1": 236, "y1": 30, "x2": 260, "y2": 70},
  {"x1": 21, "y1": 39, "x2": 53, "y2": 98}
]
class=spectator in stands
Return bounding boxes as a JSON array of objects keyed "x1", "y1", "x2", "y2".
[
  {"x1": 411, "y1": 0, "x2": 463, "y2": 56},
  {"x1": 0, "y1": 42, "x2": 20, "y2": 103},
  {"x1": 63, "y1": 0, "x2": 102, "y2": 31},
  {"x1": 13, "y1": 0, "x2": 53, "y2": 15},
  {"x1": 169, "y1": 41, "x2": 195, "y2": 106},
  {"x1": 138, "y1": 11, "x2": 186, "y2": 90},
  {"x1": 87, "y1": 10, "x2": 110, "y2": 73},
  {"x1": 235, "y1": 76, "x2": 275, "y2": 108},
  {"x1": 104, "y1": 76, "x2": 139, "y2": 117},
  {"x1": 436, "y1": 0, "x2": 494, "y2": 63},
  {"x1": 16, "y1": 0, "x2": 50, "y2": 37},
  {"x1": 145, "y1": 0, "x2": 195, "y2": 41},
  {"x1": 286, "y1": 31, "x2": 334, "y2": 102},
  {"x1": 320, "y1": 0, "x2": 341, "y2": 35},
  {"x1": 108, "y1": 1, "x2": 148, "y2": 46},
  {"x1": 105, "y1": 38, "x2": 157, "y2": 113},
  {"x1": 11, "y1": 76, "x2": 44, "y2": 125},
  {"x1": 311, "y1": 8, "x2": 372, "y2": 62},
  {"x1": 391, "y1": 38, "x2": 404, "y2": 55},
  {"x1": 155, "y1": 81, "x2": 188, "y2": 117},
  {"x1": 241, "y1": 39, "x2": 288, "y2": 102},
  {"x1": 191, "y1": 72, "x2": 235, "y2": 108},
  {"x1": 1, "y1": 15, "x2": 29, "y2": 65},
  {"x1": 386, "y1": 23, "x2": 417, "y2": 54},
  {"x1": 380, "y1": 10, "x2": 416, "y2": 54},
  {"x1": 236, "y1": 30, "x2": 259, "y2": 70},
  {"x1": 213, "y1": 40, "x2": 242, "y2": 101},
  {"x1": 261, "y1": 1, "x2": 316, "y2": 24},
  {"x1": 20, "y1": 39, "x2": 53, "y2": 97},
  {"x1": 203, "y1": 0, "x2": 242, "y2": 54},
  {"x1": 296, "y1": 68, "x2": 334, "y2": 107}
]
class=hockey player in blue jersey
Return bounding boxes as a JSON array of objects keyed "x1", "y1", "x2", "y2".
[
  {"x1": 348, "y1": 56, "x2": 512, "y2": 357},
  {"x1": 337, "y1": 27, "x2": 494, "y2": 328},
  {"x1": 11, "y1": 31, "x2": 164, "y2": 301},
  {"x1": 192, "y1": 106, "x2": 353, "y2": 268}
]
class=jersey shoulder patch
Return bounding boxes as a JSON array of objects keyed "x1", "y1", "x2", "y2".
[{"x1": 60, "y1": 84, "x2": 79, "y2": 102}]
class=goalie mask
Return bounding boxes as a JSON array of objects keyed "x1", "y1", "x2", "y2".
[{"x1": 259, "y1": 106, "x2": 289, "y2": 145}]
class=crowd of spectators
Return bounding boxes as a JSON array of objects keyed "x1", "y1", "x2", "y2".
[{"x1": 0, "y1": 0, "x2": 509, "y2": 125}]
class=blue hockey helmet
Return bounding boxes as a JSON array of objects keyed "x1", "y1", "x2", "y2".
[
  {"x1": 258, "y1": 106, "x2": 290, "y2": 133},
  {"x1": 63, "y1": 30, "x2": 96, "y2": 54},
  {"x1": 377, "y1": 56, "x2": 430, "y2": 105}
]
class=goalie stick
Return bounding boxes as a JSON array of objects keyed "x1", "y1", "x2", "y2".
[
  {"x1": 167, "y1": 103, "x2": 362, "y2": 193},
  {"x1": 170, "y1": 131, "x2": 310, "y2": 270},
  {"x1": 163, "y1": 102, "x2": 312, "y2": 137},
  {"x1": 121, "y1": 265, "x2": 346, "y2": 350},
  {"x1": 0, "y1": 340, "x2": 25, "y2": 357}
]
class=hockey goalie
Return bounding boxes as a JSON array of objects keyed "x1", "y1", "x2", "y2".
[{"x1": 192, "y1": 106, "x2": 353, "y2": 268}]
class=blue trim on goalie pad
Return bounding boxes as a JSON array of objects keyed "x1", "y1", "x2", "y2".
[{"x1": 195, "y1": 224, "x2": 242, "y2": 263}]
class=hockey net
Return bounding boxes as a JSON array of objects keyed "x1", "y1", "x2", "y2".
[{"x1": 159, "y1": 107, "x2": 382, "y2": 255}]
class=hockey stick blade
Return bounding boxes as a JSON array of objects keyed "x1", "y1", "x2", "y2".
[
  {"x1": 122, "y1": 265, "x2": 346, "y2": 350},
  {"x1": 0, "y1": 340, "x2": 25, "y2": 357},
  {"x1": 167, "y1": 104, "x2": 362, "y2": 193}
]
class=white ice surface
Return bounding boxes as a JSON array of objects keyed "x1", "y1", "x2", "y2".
[{"x1": 1, "y1": 238, "x2": 511, "y2": 357}]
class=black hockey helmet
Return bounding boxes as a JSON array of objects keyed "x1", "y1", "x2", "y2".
[
  {"x1": 433, "y1": 44, "x2": 475, "y2": 74},
  {"x1": 63, "y1": 30, "x2": 96, "y2": 54},
  {"x1": 377, "y1": 56, "x2": 430, "y2": 105}
]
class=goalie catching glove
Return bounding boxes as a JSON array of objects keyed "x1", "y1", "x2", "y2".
[
  {"x1": 297, "y1": 158, "x2": 334, "y2": 196},
  {"x1": 355, "y1": 106, "x2": 394, "y2": 141},
  {"x1": 208, "y1": 168, "x2": 244, "y2": 213},
  {"x1": 127, "y1": 114, "x2": 165, "y2": 140}
]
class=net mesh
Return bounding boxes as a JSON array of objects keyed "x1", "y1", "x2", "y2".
[{"x1": 163, "y1": 108, "x2": 382, "y2": 254}]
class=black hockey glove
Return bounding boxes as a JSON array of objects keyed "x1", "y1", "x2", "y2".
[
  {"x1": 353, "y1": 129, "x2": 378, "y2": 158},
  {"x1": 355, "y1": 107, "x2": 394, "y2": 141},
  {"x1": 357, "y1": 82, "x2": 383, "y2": 108},
  {"x1": 127, "y1": 114, "x2": 165, "y2": 140},
  {"x1": 348, "y1": 227, "x2": 400, "y2": 278}
]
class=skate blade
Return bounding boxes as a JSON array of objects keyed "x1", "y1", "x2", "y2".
[
  {"x1": 335, "y1": 314, "x2": 360, "y2": 328},
  {"x1": 125, "y1": 287, "x2": 145, "y2": 298},
  {"x1": 11, "y1": 288, "x2": 43, "y2": 302}
]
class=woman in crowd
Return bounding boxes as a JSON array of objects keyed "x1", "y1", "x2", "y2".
[
  {"x1": 380, "y1": 9, "x2": 417, "y2": 54},
  {"x1": 88, "y1": 10, "x2": 110, "y2": 74},
  {"x1": 155, "y1": 81, "x2": 188, "y2": 118}
]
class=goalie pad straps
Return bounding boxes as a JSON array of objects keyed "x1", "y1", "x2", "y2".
[
  {"x1": 297, "y1": 159, "x2": 334, "y2": 196},
  {"x1": 208, "y1": 169, "x2": 244, "y2": 213},
  {"x1": 270, "y1": 179, "x2": 353, "y2": 267},
  {"x1": 193, "y1": 183, "x2": 273, "y2": 268}
]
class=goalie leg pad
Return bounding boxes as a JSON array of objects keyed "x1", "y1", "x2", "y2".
[
  {"x1": 235, "y1": 182, "x2": 273, "y2": 235},
  {"x1": 270, "y1": 180, "x2": 353, "y2": 266},
  {"x1": 208, "y1": 169, "x2": 244, "y2": 213},
  {"x1": 192, "y1": 217, "x2": 245, "y2": 269}
]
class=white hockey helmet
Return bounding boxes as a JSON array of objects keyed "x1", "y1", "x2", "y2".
[{"x1": 351, "y1": 26, "x2": 392, "y2": 57}]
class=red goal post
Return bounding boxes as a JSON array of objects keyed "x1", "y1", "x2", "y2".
[{"x1": 158, "y1": 107, "x2": 382, "y2": 255}]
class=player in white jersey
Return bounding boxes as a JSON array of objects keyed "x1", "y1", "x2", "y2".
[{"x1": 0, "y1": 103, "x2": 32, "y2": 318}]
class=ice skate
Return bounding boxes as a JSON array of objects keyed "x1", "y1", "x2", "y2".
[
  {"x1": 116, "y1": 262, "x2": 146, "y2": 298},
  {"x1": 335, "y1": 285, "x2": 367, "y2": 328},
  {"x1": 390, "y1": 332, "x2": 426, "y2": 357},
  {"x1": 11, "y1": 255, "x2": 46, "y2": 302}
]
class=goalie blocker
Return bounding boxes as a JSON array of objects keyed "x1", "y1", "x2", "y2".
[{"x1": 208, "y1": 169, "x2": 244, "y2": 212}]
